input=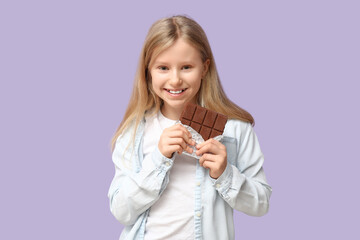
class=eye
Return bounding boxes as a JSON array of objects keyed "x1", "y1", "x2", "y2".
[
  {"x1": 157, "y1": 66, "x2": 168, "y2": 71},
  {"x1": 182, "y1": 65, "x2": 192, "y2": 70}
]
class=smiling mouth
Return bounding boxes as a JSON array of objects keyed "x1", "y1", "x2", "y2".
[{"x1": 164, "y1": 88, "x2": 187, "y2": 94}]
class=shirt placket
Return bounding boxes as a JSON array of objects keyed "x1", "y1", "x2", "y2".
[{"x1": 194, "y1": 160, "x2": 205, "y2": 239}]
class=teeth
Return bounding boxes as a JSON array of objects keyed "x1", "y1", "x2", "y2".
[{"x1": 168, "y1": 89, "x2": 184, "y2": 94}]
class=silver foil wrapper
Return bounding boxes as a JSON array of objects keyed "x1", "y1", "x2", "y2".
[{"x1": 175, "y1": 120, "x2": 223, "y2": 159}]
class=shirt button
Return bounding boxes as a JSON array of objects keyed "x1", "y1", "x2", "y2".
[
  {"x1": 196, "y1": 212, "x2": 201, "y2": 217},
  {"x1": 196, "y1": 182, "x2": 201, "y2": 186},
  {"x1": 165, "y1": 162, "x2": 170, "y2": 167},
  {"x1": 216, "y1": 184, "x2": 221, "y2": 189}
]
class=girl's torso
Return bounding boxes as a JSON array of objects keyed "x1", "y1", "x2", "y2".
[{"x1": 143, "y1": 111, "x2": 196, "y2": 239}]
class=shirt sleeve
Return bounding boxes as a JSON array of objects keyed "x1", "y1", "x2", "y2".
[
  {"x1": 210, "y1": 121, "x2": 272, "y2": 216},
  {"x1": 107, "y1": 126, "x2": 175, "y2": 225}
]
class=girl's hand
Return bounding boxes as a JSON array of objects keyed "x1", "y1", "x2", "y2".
[
  {"x1": 158, "y1": 124, "x2": 196, "y2": 158},
  {"x1": 196, "y1": 139, "x2": 227, "y2": 179}
]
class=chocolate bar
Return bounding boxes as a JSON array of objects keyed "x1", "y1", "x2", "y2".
[{"x1": 180, "y1": 103, "x2": 228, "y2": 140}]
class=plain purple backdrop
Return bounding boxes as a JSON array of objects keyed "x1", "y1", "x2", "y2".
[{"x1": 1, "y1": 0, "x2": 359, "y2": 239}]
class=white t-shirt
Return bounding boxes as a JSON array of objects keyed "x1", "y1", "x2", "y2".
[{"x1": 143, "y1": 110, "x2": 196, "y2": 240}]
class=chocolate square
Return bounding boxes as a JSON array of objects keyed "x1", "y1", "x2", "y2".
[{"x1": 180, "y1": 103, "x2": 228, "y2": 140}]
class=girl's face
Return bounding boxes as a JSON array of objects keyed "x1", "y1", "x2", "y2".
[{"x1": 149, "y1": 38, "x2": 209, "y2": 119}]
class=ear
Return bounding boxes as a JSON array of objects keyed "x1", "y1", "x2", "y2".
[{"x1": 202, "y1": 59, "x2": 210, "y2": 77}]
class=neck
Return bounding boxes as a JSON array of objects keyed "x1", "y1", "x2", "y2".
[{"x1": 161, "y1": 105, "x2": 184, "y2": 120}]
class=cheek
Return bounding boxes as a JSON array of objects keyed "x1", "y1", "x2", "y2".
[
  {"x1": 187, "y1": 72, "x2": 203, "y2": 87},
  {"x1": 150, "y1": 73, "x2": 162, "y2": 89},
  {"x1": 151, "y1": 72, "x2": 168, "y2": 85}
]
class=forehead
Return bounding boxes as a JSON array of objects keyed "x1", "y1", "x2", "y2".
[{"x1": 152, "y1": 38, "x2": 202, "y2": 63}]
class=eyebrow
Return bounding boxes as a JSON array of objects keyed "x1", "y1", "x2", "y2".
[
  {"x1": 152, "y1": 61, "x2": 195, "y2": 65},
  {"x1": 152, "y1": 61, "x2": 168, "y2": 65}
]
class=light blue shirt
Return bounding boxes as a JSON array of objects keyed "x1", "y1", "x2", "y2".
[{"x1": 108, "y1": 117, "x2": 272, "y2": 240}]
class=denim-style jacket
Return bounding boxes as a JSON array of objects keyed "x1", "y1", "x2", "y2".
[{"x1": 108, "y1": 117, "x2": 272, "y2": 240}]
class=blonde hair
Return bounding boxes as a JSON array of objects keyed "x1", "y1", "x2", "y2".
[{"x1": 111, "y1": 15, "x2": 254, "y2": 151}]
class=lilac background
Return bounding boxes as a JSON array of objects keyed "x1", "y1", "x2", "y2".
[{"x1": 1, "y1": 0, "x2": 359, "y2": 239}]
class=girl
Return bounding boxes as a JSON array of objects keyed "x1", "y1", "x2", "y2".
[{"x1": 108, "y1": 15, "x2": 272, "y2": 240}]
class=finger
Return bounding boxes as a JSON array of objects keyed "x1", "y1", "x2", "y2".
[
  {"x1": 165, "y1": 138, "x2": 193, "y2": 155},
  {"x1": 196, "y1": 138, "x2": 221, "y2": 149},
  {"x1": 185, "y1": 145, "x2": 194, "y2": 154},
  {"x1": 178, "y1": 143, "x2": 194, "y2": 154},
  {"x1": 202, "y1": 160, "x2": 215, "y2": 170},
  {"x1": 167, "y1": 137, "x2": 188, "y2": 152},
  {"x1": 197, "y1": 138, "x2": 226, "y2": 154},
  {"x1": 165, "y1": 145, "x2": 183, "y2": 157},
  {"x1": 181, "y1": 144, "x2": 194, "y2": 154},
  {"x1": 171, "y1": 124, "x2": 192, "y2": 137},
  {"x1": 167, "y1": 129, "x2": 195, "y2": 146},
  {"x1": 174, "y1": 124, "x2": 194, "y2": 144},
  {"x1": 200, "y1": 153, "x2": 217, "y2": 163},
  {"x1": 199, "y1": 155, "x2": 205, "y2": 167},
  {"x1": 196, "y1": 141, "x2": 221, "y2": 156},
  {"x1": 199, "y1": 154, "x2": 215, "y2": 167}
]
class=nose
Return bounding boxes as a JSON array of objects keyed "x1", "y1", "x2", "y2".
[{"x1": 169, "y1": 69, "x2": 182, "y2": 86}]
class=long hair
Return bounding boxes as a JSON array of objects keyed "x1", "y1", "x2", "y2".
[{"x1": 111, "y1": 15, "x2": 254, "y2": 151}]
